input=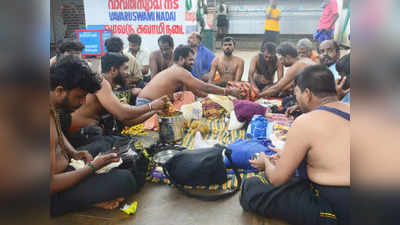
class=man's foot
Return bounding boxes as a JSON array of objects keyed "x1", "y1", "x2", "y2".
[{"x1": 94, "y1": 197, "x2": 124, "y2": 210}]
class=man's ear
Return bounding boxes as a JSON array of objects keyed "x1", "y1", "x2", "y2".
[
  {"x1": 304, "y1": 88, "x2": 313, "y2": 102},
  {"x1": 110, "y1": 66, "x2": 117, "y2": 75},
  {"x1": 54, "y1": 86, "x2": 66, "y2": 98}
]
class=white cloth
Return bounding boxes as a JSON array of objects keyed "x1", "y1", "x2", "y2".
[
  {"x1": 69, "y1": 156, "x2": 123, "y2": 174},
  {"x1": 125, "y1": 48, "x2": 150, "y2": 76}
]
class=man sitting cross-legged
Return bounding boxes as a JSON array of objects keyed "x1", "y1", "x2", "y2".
[
  {"x1": 208, "y1": 36, "x2": 244, "y2": 86},
  {"x1": 240, "y1": 65, "x2": 349, "y2": 225},
  {"x1": 50, "y1": 55, "x2": 136, "y2": 216}
]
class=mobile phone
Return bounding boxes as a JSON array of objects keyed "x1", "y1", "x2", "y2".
[{"x1": 104, "y1": 140, "x2": 133, "y2": 155}]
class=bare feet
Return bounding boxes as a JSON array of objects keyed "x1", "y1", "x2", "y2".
[{"x1": 94, "y1": 197, "x2": 124, "y2": 210}]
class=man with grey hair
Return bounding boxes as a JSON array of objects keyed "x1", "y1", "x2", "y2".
[{"x1": 296, "y1": 38, "x2": 320, "y2": 63}]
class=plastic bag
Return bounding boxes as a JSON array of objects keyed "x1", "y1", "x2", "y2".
[
  {"x1": 227, "y1": 110, "x2": 245, "y2": 130},
  {"x1": 181, "y1": 102, "x2": 203, "y2": 120},
  {"x1": 246, "y1": 115, "x2": 268, "y2": 139}
]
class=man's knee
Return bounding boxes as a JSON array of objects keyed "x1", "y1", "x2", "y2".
[
  {"x1": 240, "y1": 176, "x2": 269, "y2": 211},
  {"x1": 112, "y1": 169, "x2": 138, "y2": 195}
]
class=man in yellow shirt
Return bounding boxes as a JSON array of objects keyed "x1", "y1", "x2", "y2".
[{"x1": 264, "y1": 0, "x2": 281, "y2": 46}]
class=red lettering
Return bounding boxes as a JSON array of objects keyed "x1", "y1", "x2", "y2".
[{"x1": 173, "y1": 0, "x2": 179, "y2": 9}]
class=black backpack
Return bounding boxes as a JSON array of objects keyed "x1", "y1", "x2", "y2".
[{"x1": 163, "y1": 144, "x2": 242, "y2": 201}]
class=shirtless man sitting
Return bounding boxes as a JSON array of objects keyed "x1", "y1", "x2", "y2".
[
  {"x1": 248, "y1": 41, "x2": 283, "y2": 92},
  {"x1": 258, "y1": 41, "x2": 315, "y2": 98},
  {"x1": 149, "y1": 35, "x2": 174, "y2": 78},
  {"x1": 137, "y1": 45, "x2": 240, "y2": 105},
  {"x1": 241, "y1": 65, "x2": 349, "y2": 225},
  {"x1": 208, "y1": 36, "x2": 244, "y2": 86},
  {"x1": 50, "y1": 55, "x2": 135, "y2": 216},
  {"x1": 71, "y1": 52, "x2": 167, "y2": 133}
]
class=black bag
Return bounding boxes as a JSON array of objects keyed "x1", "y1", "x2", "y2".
[{"x1": 162, "y1": 144, "x2": 241, "y2": 201}]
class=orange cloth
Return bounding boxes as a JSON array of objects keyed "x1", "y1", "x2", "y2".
[
  {"x1": 214, "y1": 72, "x2": 221, "y2": 83},
  {"x1": 143, "y1": 114, "x2": 159, "y2": 131},
  {"x1": 173, "y1": 91, "x2": 195, "y2": 110}
]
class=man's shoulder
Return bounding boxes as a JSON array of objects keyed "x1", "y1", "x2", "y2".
[
  {"x1": 123, "y1": 51, "x2": 137, "y2": 60},
  {"x1": 233, "y1": 55, "x2": 245, "y2": 63},
  {"x1": 150, "y1": 49, "x2": 161, "y2": 56}
]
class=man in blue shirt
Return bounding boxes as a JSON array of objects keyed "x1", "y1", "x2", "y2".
[
  {"x1": 187, "y1": 32, "x2": 215, "y2": 81},
  {"x1": 319, "y1": 40, "x2": 340, "y2": 80},
  {"x1": 335, "y1": 53, "x2": 350, "y2": 104}
]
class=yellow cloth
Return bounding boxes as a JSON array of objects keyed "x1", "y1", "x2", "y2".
[
  {"x1": 207, "y1": 94, "x2": 234, "y2": 114},
  {"x1": 264, "y1": 8, "x2": 281, "y2": 32}
]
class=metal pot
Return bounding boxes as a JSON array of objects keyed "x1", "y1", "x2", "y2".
[{"x1": 159, "y1": 111, "x2": 185, "y2": 143}]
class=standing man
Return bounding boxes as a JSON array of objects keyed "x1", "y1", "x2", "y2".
[
  {"x1": 264, "y1": 0, "x2": 281, "y2": 45},
  {"x1": 319, "y1": 39, "x2": 341, "y2": 80},
  {"x1": 125, "y1": 34, "x2": 151, "y2": 82},
  {"x1": 314, "y1": 0, "x2": 339, "y2": 43},
  {"x1": 149, "y1": 35, "x2": 174, "y2": 78},
  {"x1": 216, "y1": 2, "x2": 229, "y2": 39},
  {"x1": 208, "y1": 36, "x2": 244, "y2": 85},
  {"x1": 187, "y1": 32, "x2": 215, "y2": 82}
]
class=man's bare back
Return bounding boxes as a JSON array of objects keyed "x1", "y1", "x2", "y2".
[
  {"x1": 301, "y1": 102, "x2": 350, "y2": 186},
  {"x1": 210, "y1": 55, "x2": 244, "y2": 83}
]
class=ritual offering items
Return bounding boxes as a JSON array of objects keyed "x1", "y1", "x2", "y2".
[
  {"x1": 159, "y1": 111, "x2": 185, "y2": 143},
  {"x1": 159, "y1": 101, "x2": 177, "y2": 117}
]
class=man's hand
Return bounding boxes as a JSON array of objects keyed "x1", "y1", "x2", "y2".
[
  {"x1": 335, "y1": 77, "x2": 350, "y2": 100},
  {"x1": 285, "y1": 105, "x2": 301, "y2": 118},
  {"x1": 268, "y1": 146, "x2": 282, "y2": 166},
  {"x1": 249, "y1": 152, "x2": 267, "y2": 171},
  {"x1": 228, "y1": 87, "x2": 241, "y2": 98},
  {"x1": 73, "y1": 150, "x2": 93, "y2": 164},
  {"x1": 131, "y1": 88, "x2": 142, "y2": 97},
  {"x1": 92, "y1": 153, "x2": 120, "y2": 170},
  {"x1": 150, "y1": 95, "x2": 168, "y2": 111}
]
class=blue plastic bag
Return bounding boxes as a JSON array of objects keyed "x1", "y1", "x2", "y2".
[
  {"x1": 224, "y1": 139, "x2": 276, "y2": 170},
  {"x1": 246, "y1": 115, "x2": 268, "y2": 140}
]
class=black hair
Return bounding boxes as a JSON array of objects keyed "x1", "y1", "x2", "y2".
[
  {"x1": 173, "y1": 45, "x2": 194, "y2": 62},
  {"x1": 192, "y1": 32, "x2": 202, "y2": 42},
  {"x1": 336, "y1": 53, "x2": 351, "y2": 90},
  {"x1": 318, "y1": 40, "x2": 340, "y2": 54},
  {"x1": 261, "y1": 41, "x2": 277, "y2": 54},
  {"x1": 101, "y1": 52, "x2": 129, "y2": 73},
  {"x1": 127, "y1": 34, "x2": 142, "y2": 45},
  {"x1": 105, "y1": 37, "x2": 124, "y2": 52},
  {"x1": 223, "y1": 36, "x2": 235, "y2": 45},
  {"x1": 295, "y1": 64, "x2": 337, "y2": 98},
  {"x1": 277, "y1": 42, "x2": 298, "y2": 58},
  {"x1": 50, "y1": 54, "x2": 101, "y2": 94},
  {"x1": 59, "y1": 39, "x2": 85, "y2": 54},
  {"x1": 158, "y1": 35, "x2": 174, "y2": 48}
]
